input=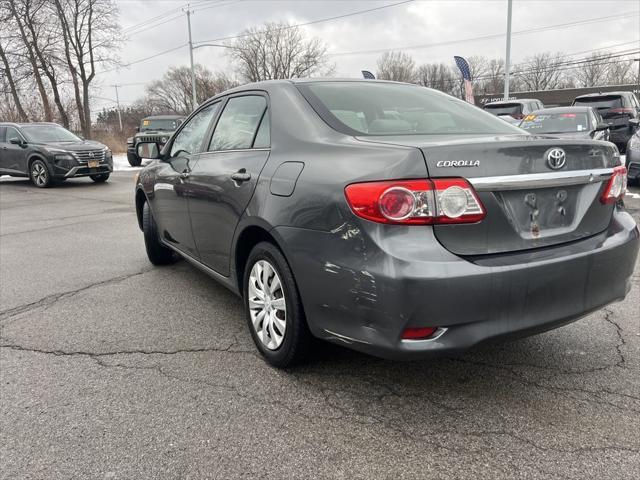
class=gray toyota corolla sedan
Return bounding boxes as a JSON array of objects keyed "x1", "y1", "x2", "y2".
[{"x1": 134, "y1": 79, "x2": 639, "y2": 368}]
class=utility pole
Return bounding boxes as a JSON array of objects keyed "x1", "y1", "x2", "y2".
[
  {"x1": 184, "y1": 4, "x2": 197, "y2": 110},
  {"x1": 112, "y1": 84, "x2": 123, "y2": 132},
  {"x1": 503, "y1": 0, "x2": 513, "y2": 100}
]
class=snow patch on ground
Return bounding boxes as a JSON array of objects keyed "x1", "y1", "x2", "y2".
[{"x1": 113, "y1": 153, "x2": 155, "y2": 171}]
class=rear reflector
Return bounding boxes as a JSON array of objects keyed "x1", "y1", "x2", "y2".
[
  {"x1": 402, "y1": 327, "x2": 438, "y2": 340},
  {"x1": 345, "y1": 178, "x2": 486, "y2": 225},
  {"x1": 600, "y1": 166, "x2": 627, "y2": 204}
]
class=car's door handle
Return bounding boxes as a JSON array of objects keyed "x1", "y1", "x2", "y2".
[{"x1": 230, "y1": 170, "x2": 251, "y2": 183}]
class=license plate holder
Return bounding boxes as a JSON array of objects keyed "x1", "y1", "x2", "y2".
[{"x1": 88, "y1": 160, "x2": 99, "y2": 168}]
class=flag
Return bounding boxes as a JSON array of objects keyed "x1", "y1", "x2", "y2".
[
  {"x1": 454, "y1": 56, "x2": 475, "y2": 104},
  {"x1": 362, "y1": 70, "x2": 375, "y2": 80}
]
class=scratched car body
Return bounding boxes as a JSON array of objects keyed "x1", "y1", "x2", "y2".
[{"x1": 134, "y1": 79, "x2": 639, "y2": 368}]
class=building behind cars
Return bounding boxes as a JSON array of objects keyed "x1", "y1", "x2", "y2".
[{"x1": 571, "y1": 91, "x2": 640, "y2": 152}]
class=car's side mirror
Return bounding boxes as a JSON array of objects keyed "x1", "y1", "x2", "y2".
[
  {"x1": 595, "y1": 123, "x2": 610, "y2": 132},
  {"x1": 9, "y1": 137, "x2": 25, "y2": 146},
  {"x1": 136, "y1": 142, "x2": 161, "y2": 160}
]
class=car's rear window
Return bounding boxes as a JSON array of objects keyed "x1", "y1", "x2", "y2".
[
  {"x1": 572, "y1": 96, "x2": 623, "y2": 110},
  {"x1": 519, "y1": 112, "x2": 590, "y2": 133},
  {"x1": 483, "y1": 103, "x2": 522, "y2": 116},
  {"x1": 297, "y1": 82, "x2": 520, "y2": 136}
]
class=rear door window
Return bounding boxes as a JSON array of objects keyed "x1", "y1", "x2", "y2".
[
  {"x1": 0, "y1": 127, "x2": 6, "y2": 143},
  {"x1": 209, "y1": 96, "x2": 267, "y2": 151}
]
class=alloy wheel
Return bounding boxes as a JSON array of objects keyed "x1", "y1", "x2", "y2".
[
  {"x1": 32, "y1": 162, "x2": 48, "y2": 186},
  {"x1": 248, "y1": 259, "x2": 287, "y2": 350}
]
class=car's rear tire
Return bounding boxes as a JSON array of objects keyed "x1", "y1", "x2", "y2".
[
  {"x1": 127, "y1": 152, "x2": 142, "y2": 167},
  {"x1": 243, "y1": 242, "x2": 311, "y2": 368},
  {"x1": 29, "y1": 159, "x2": 52, "y2": 188},
  {"x1": 142, "y1": 201, "x2": 176, "y2": 265},
  {"x1": 90, "y1": 173, "x2": 110, "y2": 183}
]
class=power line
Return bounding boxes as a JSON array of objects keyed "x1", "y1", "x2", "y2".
[
  {"x1": 97, "y1": 43, "x2": 189, "y2": 75},
  {"x1": 328, "y1": 11, "x2": 639, "y2": 57},
  {"x1": 193, "y1": 0, "x2": 415, "y2": 45}
]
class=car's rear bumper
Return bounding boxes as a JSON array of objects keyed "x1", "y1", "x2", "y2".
[{"x1": 276, "y1": 208, "x2": 639, "y2": 360}]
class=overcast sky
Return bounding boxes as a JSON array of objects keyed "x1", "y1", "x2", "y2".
[{"x1": 95, "y1": 0, "x2": 640, "y2": 112}]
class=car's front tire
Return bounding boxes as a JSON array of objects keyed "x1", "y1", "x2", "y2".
[
  {"x1": 243, "y1": 242, "x2": 311, "y2": 368},
  {"x1": 29, "y1": 159, "x2": 52, "y2": 188},
  {"x1": 90, "y1": 173, "x2": 110, "y2": 183},
  {"x1": 142, "y1": 201, "x2": 176, "y2": 265},
  {"x1": 127, "y1": 152, "x2": 142, "y2": 167}
]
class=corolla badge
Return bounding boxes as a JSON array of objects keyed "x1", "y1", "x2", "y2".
[
  {"x1": 546, "y1": 148, "x2": 566, "y2": 170},
  {"x1": 436, "y1": 160, "x2": 480, "y2": 167}
]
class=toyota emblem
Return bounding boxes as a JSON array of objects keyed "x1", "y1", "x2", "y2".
[{"x1": 546, "y1": 148, "x2": 566, "y2": 170}]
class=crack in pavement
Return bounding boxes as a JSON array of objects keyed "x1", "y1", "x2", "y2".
[{"x1": 0, "y1": 269, "x2": 152, "y2": 325}]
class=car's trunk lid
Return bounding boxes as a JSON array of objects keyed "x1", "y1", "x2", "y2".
[{"x1": 356, "y1": 134, "x2": 621, "y2": 256}]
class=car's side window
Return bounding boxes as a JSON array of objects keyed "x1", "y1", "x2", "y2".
[
  {"x1": 170, "y1": 103, "x2": 220, "y2": 157},
  {"x1": 252, "y1": 110, "x2": 270, "y2": 148},
  {"x1": 209, "y1": 96, "x2": 267, "y2": 151},
  {"x1": 6, "y1": 127, "x2": 22, "y2": 143},
  {"x1": 0, "y1": 127, "x2": 6, "y2": 143}
]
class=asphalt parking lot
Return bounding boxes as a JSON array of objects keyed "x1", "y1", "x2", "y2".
[{"x1": 1, "y1": 170, "x2": 639, "y2": 479}]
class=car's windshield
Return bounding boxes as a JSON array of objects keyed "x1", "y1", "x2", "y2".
[
  {"x1": 21, "y1": 125, "x2": 81, "y2": 143},
  {"x1": 140, "y1": 118, "x2": 181, "y2": 131},
  {"x1": 298, "y1": 82, "x2": 521, "y2": 136},
  {"x1": 483, "y1": 103, "x2": 522, "y2": 116},
  {"x1": 519, "y1": 112, "x2": 591, "y2": 134},
  {"x1": 572, "y1": 96, "x2": 623, "y2": 110}
]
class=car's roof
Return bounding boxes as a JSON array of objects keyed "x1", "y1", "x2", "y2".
[
  {"x1": 574, "y1": 91, "x2": 628, "y2": 99},
  {"x1": 532, "y1": 106, "x2": 594, "y2": 114},
  {"x1": 0, "y1": 122, "x2": 60, "y2": 127},
  {"x1": 142, "y1": 115, "x2": 185, "y2": 120}
]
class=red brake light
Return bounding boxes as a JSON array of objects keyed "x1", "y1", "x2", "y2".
[
  {"x1": 608, "y1": 108, "x2": 634, "y2": 115},
  {"x1": 600, "y1": 166, "x2": 627, "y2": 204},
  {"x1": 402, "y1": 327, "x2": 438, "y2": 340},
  {"x1": 344, "y1": 178, "x2": 486, "y2": 225}
]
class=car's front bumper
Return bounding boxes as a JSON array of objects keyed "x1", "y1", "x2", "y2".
[
  {"x1": 51, "y1": 159, "x2": 113, "y2": 179},
  {"x1": 276, "y1": 208, "x2": 639, "y2": 360}
]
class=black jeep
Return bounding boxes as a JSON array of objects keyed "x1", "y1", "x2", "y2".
[{"x1": 126, "y1": 115, "x2": 184, "y2": 166}]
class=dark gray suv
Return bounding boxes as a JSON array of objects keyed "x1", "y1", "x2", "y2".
[
  {"x1": 0, "y1": 122, "x2": 113, "y2": 187},
  {"x1": 134, "y1": 80, "x2": 639, "y2": 368}
]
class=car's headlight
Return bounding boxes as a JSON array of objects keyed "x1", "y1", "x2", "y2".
[
  {"x1": 629, "y1": 135, "x2": 640, "y2": 151},
  {"x1": 126, "y1": 137, "x2": 134, "y2": 145},
  {"x1": 53, "y1": 153, "x2": 75, "y2": 161},
  {"x1": 161, "y1": 137, "x2": 168, "y2": 143}
]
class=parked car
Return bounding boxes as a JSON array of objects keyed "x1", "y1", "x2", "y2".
[
  {"x1": 518, "y1": 106, "x2": 610, "y2": 141},
  {"x1": 626, "y1": 127, "x2": 640, "y2": 185},
  {"x1": 126, "y1": 115, "x2": 184, "y2": 167},
  {"x1": 0, "y1": 122, "x2": 113, "y2": 187},
  {"x1": 572, "y1": 92, "x2": 640, "y2": 152},
  {"x1": 134, "y1": 80, "x2": 638, "y2": 368},
  {"x1": 482, "y1": 98, "x2": 544, "y2": 122}
]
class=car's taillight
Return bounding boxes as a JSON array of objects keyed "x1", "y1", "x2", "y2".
[
  {"x1": 608, "y1": 108, "x2": 634, "y2": 115},
  {"x1": 600, "y1": 166, "x2": 627, "y2": 204},
  {"x1": 344, "y1": 178, "x2": 486, "y2": 225}
]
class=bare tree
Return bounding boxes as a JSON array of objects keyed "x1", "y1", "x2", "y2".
[
  {"x1": 0, "y1": 25, "x2": 29, "y2": 121},
  {"x1": 228, "y1": 22, "x2": 330, "y2": 82},
  {"x1": 515, "y1": 52, "x2": 566, "y2": 91},
  {"x1": 7, "y1": 0, "x2": 54, "y2": 121},
  {"x1": 606, "y1": 58, "x2": 634, "y2": 85},
  {"x1": 145, "y1": 65, "x2": 238, "y2": 114},
  {"x1": 572, "y1": 52, "x2": 611, "y2": 88},
  {"x1": 416, "y1": 63, "x2": 456, "y2": 94},
  {"x1": 376, "y1": 51, "x2": 417, "y2": 83},
  {"x1": 53, "y1": 0, "x2": 119, "y2": 137},
  {"x1": 482, "y1": 58, "x2": 505, "y2": 95}
]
